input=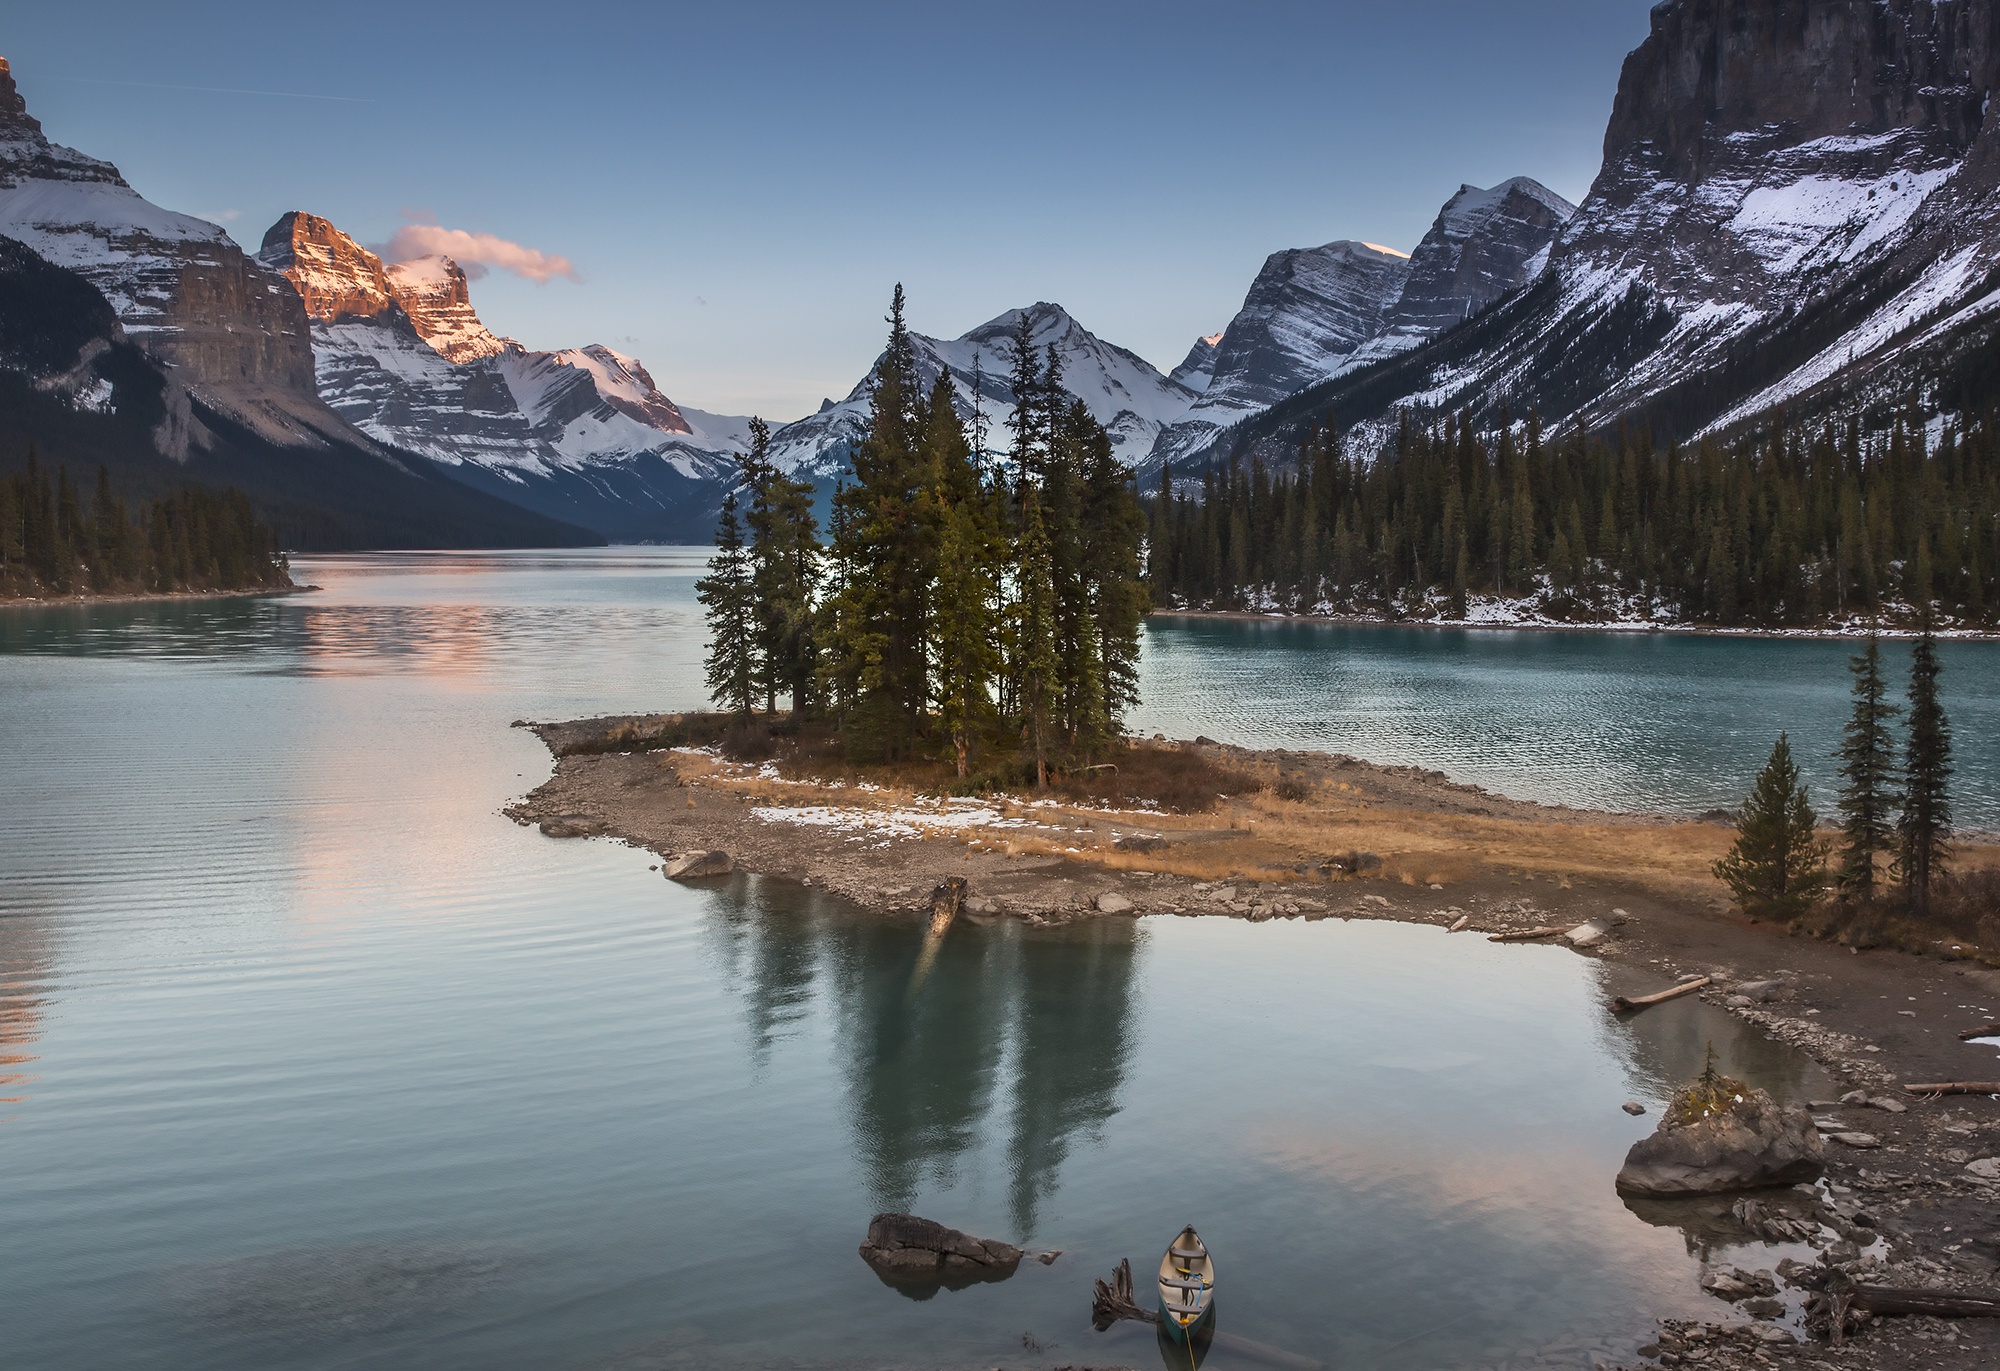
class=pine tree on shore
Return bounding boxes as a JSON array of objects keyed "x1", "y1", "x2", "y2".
[
  {"x1": 739, "y1": 416, "x2": 821, "y2": 716},
  {"x1": 1713, "y1": 734, "x2": 1828, "y2": 917},
  {"x1": 697, "y1": 488, "x2": 757, "y2": 718},
  {"x1": 1896, "y1": 627, "x2": 1953, "y2": 912},
  {"x1": 1835, "y1": 633, "x2": 1900, "y2": 896},
  {"x1": 1017, "y1": 491, "x2": 1061, "y2": 789}
]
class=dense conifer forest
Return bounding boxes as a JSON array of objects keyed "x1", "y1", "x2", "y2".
[
  {"x1": 0, "y1": 452, "x2": 292, "y2": 599},
  {"x1": 702, "y1": 288, "x2": 1147, "y2": 783},
  {"x1": 1148, "y1": 408, "x2": 2000, "y2": 629}
]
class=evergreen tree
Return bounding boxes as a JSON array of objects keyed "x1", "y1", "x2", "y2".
[
  {"x1": 697, "y1": 488, "x2": 757, "y2": 718},
  {"x1": 739, "y1": 416, "x2": 821, "y2": 715},
  {"x1": 1016, "y1": 491, "x2": 1061, "y2": 789},
  {"x1": 1713, "y1": 734, "x2": 1828, "y2": 917},
  {"x1": 1835, "y1": 633, "x2": 1900, "y2": 895},
  {"x1": 1896, "y1": 628, "x2": 1953, "y2": 911}
]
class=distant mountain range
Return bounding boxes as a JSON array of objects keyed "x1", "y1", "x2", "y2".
[{"x1": 4, "y1": 0, "x2": 1998, "y2": 548}]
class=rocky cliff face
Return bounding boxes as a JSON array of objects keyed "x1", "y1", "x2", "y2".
[
  {"x1": 1202, "y1": 0, "x2": 2000, "y2": 469},
  {"x1": 0, "y1": 60, "x2": 339, "y2": 450},
  {"x1": 257, "y1": 210, "x2": 741, "y2": 540},
  {"x1": 1196, "y1": 241, "x2": 1412, "y2": 417},
  {"x1": 1378, "y1": 178, "x2": 1576, "y2": 340},
  {"x1": 383, "y1": 255, "x2": 507, "y2": 363}
]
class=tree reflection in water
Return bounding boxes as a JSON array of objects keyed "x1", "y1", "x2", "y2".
[{"x1": 701, "y1": 878, "x2": 1140, "y2": 1238}]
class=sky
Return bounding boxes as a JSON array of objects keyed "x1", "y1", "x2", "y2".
[{"x1": 7, "y1": 1, "x2": 1658, "y2": 422}]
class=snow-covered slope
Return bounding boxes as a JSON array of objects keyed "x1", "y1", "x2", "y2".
[
  {"x1": 257, "y1": 211, "x2": 748, "y2": 540},
  {"x1": 1201, "y1": 0, "x2": 2000, "y2": 471},
  {"x1": 0, "y1": 58, "x2": 357, "y2": 450},
  {"x1": 767, "y1": 301, "x2": 1199, "y2": 481}
]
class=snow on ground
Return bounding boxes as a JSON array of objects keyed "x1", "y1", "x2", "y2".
[{"x1": 749, "y1": 799, "x2": 1073, "y2": 842}]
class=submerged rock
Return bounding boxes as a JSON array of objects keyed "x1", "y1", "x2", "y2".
[
  {"x1": 663, "y1": 850, "x2": 732, "y2": 880},
  {"x1": 1616, "y1": 1085, "x2": 1824, "y2": 1197},
  {"x1": 857, "y1": 1213, "x2": 1022, "y2": 1297}
]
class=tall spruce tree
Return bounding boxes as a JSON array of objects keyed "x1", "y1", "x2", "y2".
[
  {"x1": 739, "y1": 416, "x2": 821, "y2": 716},
  {"x1": 1897, "y1": 628, "x2": 1953, "y2": 911},
  {"x1": 1835, "y1": 633, "x2": 1900, "y2": 896},
  {"x1": 1016, "y1": 491, "x2": 1061, "y2": 789},
  {"x1": 697, "y1": 488, "x2": 757, "y2": 718},
  {"x1": 1713, "y1": 734, "x2": 1828, "y2": 917}
]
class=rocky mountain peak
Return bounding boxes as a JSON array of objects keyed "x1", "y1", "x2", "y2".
[
  {"x1": 1194, "y1": 240, "x2": 1413, "y2": 414},
  {"x1": 258, "y1": 211, "x2": 395, "y2": 322},
  {"x1": 1382, "y1": 177, "x2": 1574, "y2": 338},
  {"x1": 384, "y1": 255, "x2": 507, "y2": 363},
  {"x1": 0, "y1": 55, "x2": 124, "y2": 188}
]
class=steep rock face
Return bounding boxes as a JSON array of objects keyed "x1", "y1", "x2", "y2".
[
  {"x1": 0, "y1": 59, "x2": 337, "y2": 448},
  {"x1": 258, "y1": 213, "x2": 546, "y2": 468},
  {"x1": 1168, "y1": 332, "x2": 1223, "y2": 393},
  {"x1": 766, "y1": 301, "x2": 1198, "y2": 482},
  {"x1": 1204, "y1": 0, "x2": 2000, "y2": 470},
  {"x1": 1380, "y1": 178, "x2": 1576, "y2": 339},
  {"x1": 383, "y1": 255, "x2": 507, "y2": 363},
  {"x1": 1196, "y1": 241, "x2": 1412, "y2": 416},
  {"x1": 259, "y1": 210, "x2": 743, "y2": 540}
]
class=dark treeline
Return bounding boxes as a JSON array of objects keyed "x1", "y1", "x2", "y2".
[
  {"x1": 702, "y1": 287, "x2": 1146, "y2": 783},
  {"x1": 1149, "y1": 407, "x2": 2000, "y2": 628},
  {"x1": 0, "y1": 451, "x2": 291, "y2": 599}
]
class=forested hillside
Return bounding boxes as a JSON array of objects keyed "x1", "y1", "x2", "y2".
[{"x1": 1148, "y1": 408, "x2": 2000, "y2": 630}]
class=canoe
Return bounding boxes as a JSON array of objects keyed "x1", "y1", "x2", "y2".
[{"x1": 1156, "y1": 1225, "x2": 1215, "y2": 1343}]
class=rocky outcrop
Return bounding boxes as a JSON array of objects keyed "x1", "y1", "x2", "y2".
[
  {"x1": 857, "y1": 1213, "x2": 1022, "y2": 1292},
  {"x1": 1616, "y1": 1086, "x2": 1825, "y2": 1196},
  {"x1": 0, "y1": 58, "x2": 339, "y2": 450}
]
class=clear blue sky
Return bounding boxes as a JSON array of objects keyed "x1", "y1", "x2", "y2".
[{"x1": 7, "y1": 1, "x2": 1656, "y2": 421}]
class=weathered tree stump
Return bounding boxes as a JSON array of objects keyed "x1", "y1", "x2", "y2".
[{"x1": 1091, "y1": 1257, "x2": 1159, "y2": 1331}]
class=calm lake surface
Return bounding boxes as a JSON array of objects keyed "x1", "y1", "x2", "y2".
[{"x1": 7, "y1": 545, "x2": 1982, "y2": 1371}]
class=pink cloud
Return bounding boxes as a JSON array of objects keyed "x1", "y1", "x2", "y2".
[{"x1": 383, "y1": 223, "x2": 579, "y2": 284}]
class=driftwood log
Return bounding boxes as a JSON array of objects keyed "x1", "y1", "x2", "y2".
[
  {"x1": 1954, "y1": 1023, "x2": 2000, "y2": 1040},
  {"x1": 1447, "y1": 915, "x2": 1471, "y2": 933},
  {"x1": 1849, "y1": 1285, "x2": 2000, "y2": 1317},
  {"x1": 1903, "y1": 1081, "x2": 2000, "y2": 1096},
  {"x1": 1611, "y1": 976, "x2": 1712, "y2": 1014},
  {"x1": 928, "y1": 877, "x2": 968, "y2": 935},
  {"x1": 1488, "y1": 926, "x2": 1569, "y2": 942}
]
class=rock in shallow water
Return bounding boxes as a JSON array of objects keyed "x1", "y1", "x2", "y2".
[
  {"x1": 662, "y1": 850, "x2": 732, "y2": 880},
  {"x1": 1615, "y1": 1087, "x2": 1824, "y2": 1197},
  {"x1": 857, "y1": 1213, "x2": 1021, "y2": 1296}
]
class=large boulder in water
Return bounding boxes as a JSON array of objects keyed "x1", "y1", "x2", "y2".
[
  {"x1": 1616, "y1": 1083, "x2": 1823, "y2": 1197},
  {"x1": 858, "y1": 1213, "x2": 1021, "y2": 1296}
]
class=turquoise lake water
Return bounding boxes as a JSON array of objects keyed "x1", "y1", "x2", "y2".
[{"x1": 4, "y1": 546, "x2": 1971, "y2": 1370}]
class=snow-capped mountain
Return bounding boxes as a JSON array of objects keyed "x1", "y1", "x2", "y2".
[
  {"x1": 1146, "y1": 180, "x2": 1573, "y2": 474},
  {"x1": 1198, "y1": 0, "x2": 2000, "y2": 471},
  {"x1": 0, "y1": 58, "x2": 358, "y2": 451},
  {"x1": 257, "y1": 211, "x2": 748, "y2": 541},
  {"x1": 766, "y1": 301, "x2": 1201, "y2": 482}
]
